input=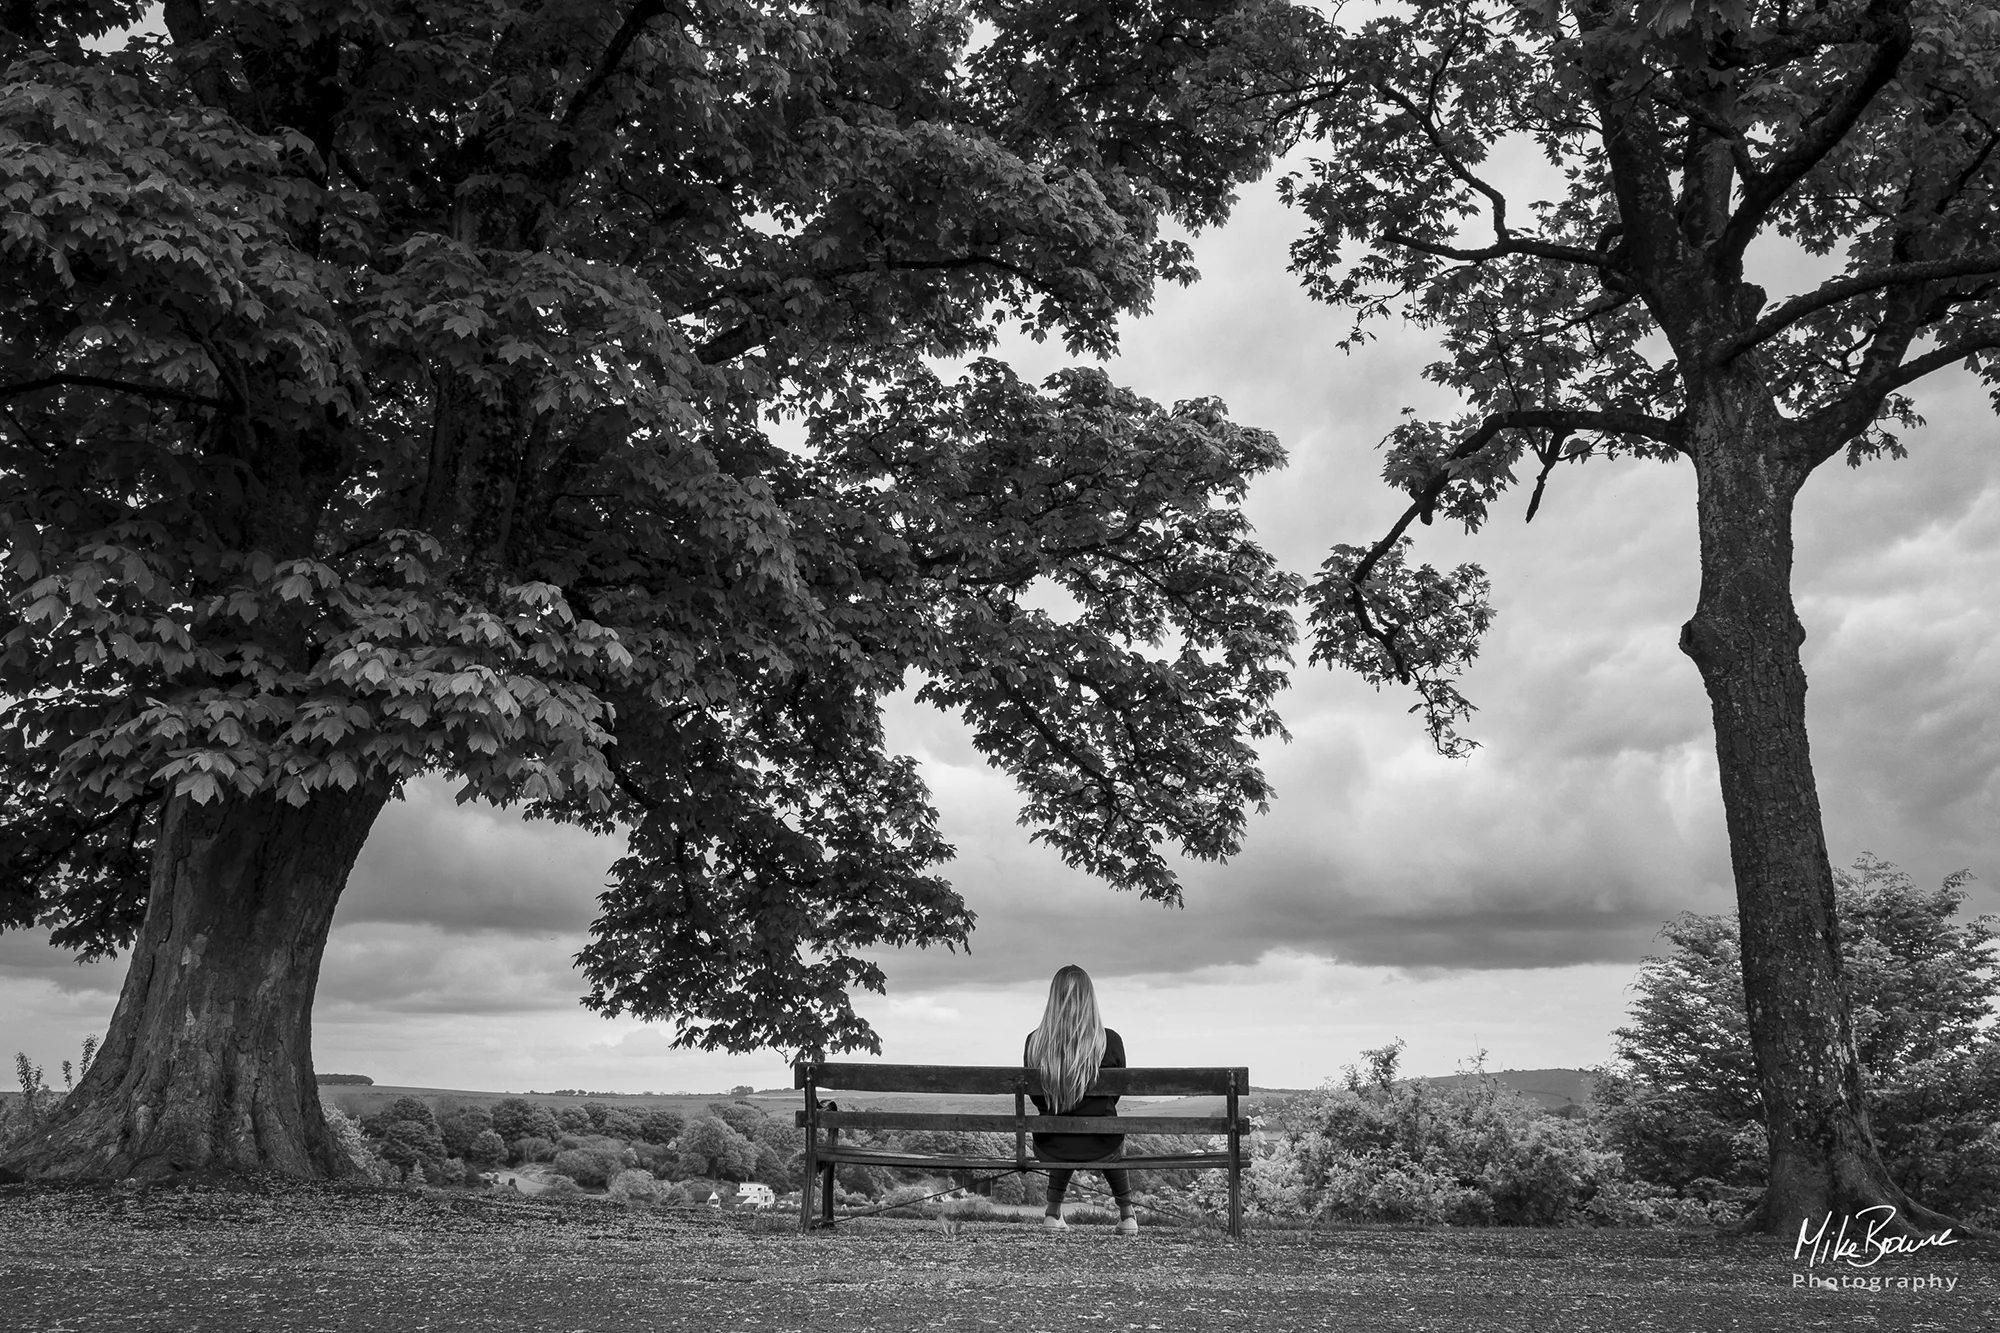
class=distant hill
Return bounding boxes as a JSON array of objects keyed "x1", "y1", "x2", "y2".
[{"x1": 1420, "y1": 1068, "x2": 1596, "y2": 1112}]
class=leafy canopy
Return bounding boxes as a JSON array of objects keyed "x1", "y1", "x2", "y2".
[
  {"x1": 0, "y1": 0, "x2": 1304, "y2": 1054},
  {"x1": 1595, "y1": 855, "x2": 2000, "y2": 1213},
  {"x1": 1275, "y1": 0, "x2": 2000, "y2": 750}
]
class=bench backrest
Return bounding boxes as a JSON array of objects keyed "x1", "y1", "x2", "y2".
[{"x1": 796, "y1": 1062, "x2": 1249, "y2": 1098}]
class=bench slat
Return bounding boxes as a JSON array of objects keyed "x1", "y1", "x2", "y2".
[
  {"x1": 813, "y1": 1148, "x2": 1236, "y2": 1172},
  {"x1": 798, "y1": 1062, "x2": 1248, "y2": 1097},
  {"x1": 798, "y1": 1110, "x2": 1244, "y2": 1135}
]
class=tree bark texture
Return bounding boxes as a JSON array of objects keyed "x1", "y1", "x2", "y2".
[
  {"x1": 1677, "y1": 381, "x2": 1951, "y2": 1236},
  {"x1": 1, "y1": 787, "x2": 390, "y2": 1180}
]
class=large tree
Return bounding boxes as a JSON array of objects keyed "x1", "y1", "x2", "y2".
[
  {"x1": 1285, "y1": 0, "x2": 2000, "y2": 1232},
  {"x1": 0, "y1": 0, "x2": 1303, "y2": 1179},
  {"x1": 1596, "y1": 855, "x2": 2000, "y2": 1222}
]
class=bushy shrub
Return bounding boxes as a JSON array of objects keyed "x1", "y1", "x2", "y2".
[
  {"x1": 379, "y1": 1117, "x2": 448, "y2": 1183},
  {"x1": 1184, "y1": 1133, "x2": 1312, "y2": 1220},
  {"x1": 636, "y1": 1110, "x2": 685, "y2": 1145},
  {"x1": 629, "y1": 1140, "x2": 675, "y2": 1175},
  {"x1": 371, "y1": 1096, "x2": 437, "y2": 1131},
  {"x1": 491, "y1": 1098, "x2": 562, "y2": 1144},
  {"x1": 663, "y1": 1179, "x2": 716, "y2": 1206},
  {"x1": 707, "y1": 1100, "x2": 765, "y2": 1137},
  {"x1": 512, "y1": 1135, "x2": 558, "y2": 1164},
  {"x1": 557, "y1": 1132, "x2": 637, "y2": 1167},
  {"x1": 607, "y1": 1168, "x2": 664, "y2": 1204},
  {"x1": 543, "y1": 1175, "x2": 585, "y2": 1198},
  {"x1": 753, "y1": 1141, "x2": 798, "y2": 1187},
  {"x1": 467, "y1": 1130, "x2": 507, "y2": 1165},
  {"x1": 555, "y1": 1105, "x2": 592, "y2": 1134},
  {"x1": 423, "y1": 1156, "x2": 468, "y2": 1187},
  {"x1": 320, "y1": 1101, "x2": 379, "y2": 1176},
  {"x1": 1579, "y1": 1178, "x2": 1742, "y2": 1228},
  {"x1": 677, "y1": 1116, "x2": 758, "y2": 1181},
  {"x1": 553, "y1": 1146, "x2": 625, "y2": 1188},
  {"x1": 438, "y1": 1105, "x2": 494, "y2": 1158},
  {"x1": 1258, "y1": 1042, "x2": 1630, "y2": 1227}
]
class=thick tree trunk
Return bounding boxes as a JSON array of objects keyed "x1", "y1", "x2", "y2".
[
  {"x1": 0, "y1": 787, "x2": 389, "y2": 1181},
  {"x1": 1678, "y1": 390, "x2": 1953, "y2": 1237}
]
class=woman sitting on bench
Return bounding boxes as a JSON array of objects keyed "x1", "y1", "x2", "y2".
[{"x1": 1024, "y1": 964, "x2": 1138, "y2": 1235}]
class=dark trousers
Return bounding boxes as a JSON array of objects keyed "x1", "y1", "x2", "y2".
[{"x1": 1046, "y1": 1166, "x2": 1131, "y2": 1208}]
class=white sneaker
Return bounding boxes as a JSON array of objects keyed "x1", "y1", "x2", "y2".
[
  {"x1": 1043, "y1": 1214, "x2": 1067, "y2": 1229},
  {"x1": 1115, "y1": 1215, "x2": 1139, "y2": 1236}
]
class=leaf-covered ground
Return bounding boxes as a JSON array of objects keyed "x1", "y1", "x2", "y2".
[{"x1": 2, "y1": 1181, "x2": 1993, "y2": 1332}]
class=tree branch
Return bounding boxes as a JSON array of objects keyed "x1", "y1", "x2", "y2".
[
  {"x1": 1523, "y1": 431, "x2": 1582, "y2": 524},
  {"x1": 696, "y1": 321, "x2": 763, "y2": 366},
  {"x1": 692, "y1": 253, "x2": 1033, "y2": 364},
  {"x1": 1346, "y1": 407, "x2": 1682, "y2": 681},
  {"x1": 1715, "y1": 2, "x2": 1914, "y2": 267},
  {"x1": 1863, "y1": 332, "x2": 2000, "y2": 397},
  {"x1": 1802, "y1": 332, "x2": 2000, "y2": 453},
  {"x1": 560, "y1": 0, "x2": 670, "y2": 132},
  {"x1": 0, "y1": 375, "x2": 229, "y2": 409},
  {"x1": 1382, "y1": 230, "x2": 1610, "y2": 268},
  {"x1": 1708, "y1": 253, "x2": 2000, "y2": 365},
  {"x1": 1372, "y1": 77, "x2": 1608, "y2": 269}
]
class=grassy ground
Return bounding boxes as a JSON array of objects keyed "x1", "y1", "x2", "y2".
[{"x1": 2, "y1": 1179, "x2": 1994, "y2": 1333}]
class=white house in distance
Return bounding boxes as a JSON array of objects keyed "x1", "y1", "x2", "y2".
[{"x1": 736, "y1": 1183, "x2": 776, "y2": 1209}]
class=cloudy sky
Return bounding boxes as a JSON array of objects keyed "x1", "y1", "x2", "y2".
[{"x1": 5, "y1": 151, "x2": 1997, "y2": 1096}]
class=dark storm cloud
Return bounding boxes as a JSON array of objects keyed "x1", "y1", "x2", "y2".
[
  {"x1": 0, "y1": 928, "x2": 123, "y2": 996},
  {"x1": 317, "y1": 921, "x2": 589, "y2": 1016},
  {"x1": 332, "y1": 779, "x2": 616, "y2": 934}
]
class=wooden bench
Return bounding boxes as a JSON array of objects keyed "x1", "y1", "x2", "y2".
[{"x1": 794, "y1": 1061, "x2": 1251, "y2": 1237}]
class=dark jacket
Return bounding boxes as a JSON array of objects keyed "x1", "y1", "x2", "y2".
[{"x1": 1024, "y1": 1027, "x2": 1125, "y2": 1162}]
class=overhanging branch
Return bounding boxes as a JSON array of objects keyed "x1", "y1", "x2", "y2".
[
  {"x1": 0, "y1": 375, "x2": 230, "y2": 409},
  {"x1": 1708, "y1": 253, "x2": 2000, "y2": 366},
  {"x1": 1347, "y1": 407, "x2": 1681, "y2": 682},
  {"x1": 560, "y1": 0, "x2": 671, "y2": 132},
  {"x1": 1383, "y1": 231, "x2": 1610, "y2": 268},
  {"x1": 1802, "y1": 332, "x2": 2000, "y2": 455}
]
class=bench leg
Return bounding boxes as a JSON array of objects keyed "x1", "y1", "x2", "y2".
[
  {"x1": 1229, "y1": 1154, "x2": 1242, "y2": 1240},
  {"x1": 819, "y1": 1162, "x2": 836, "y2": 1228}
]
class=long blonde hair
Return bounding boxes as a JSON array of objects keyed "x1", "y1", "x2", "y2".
[{"x1": 1028, "y1": 965, "x2": 1106, "y2": 1112}]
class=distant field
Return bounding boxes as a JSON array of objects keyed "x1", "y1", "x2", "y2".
[
  {"x1": 311, "y1": 1084, "x2": 807, "y2": 1120},
  {"x1": 309, "y1": 1072, "x2": 1594, "y2": 1120},
  {"x1": 308, "y1": 1082, "x2": 1305, "y2": 1122},
  {"x1": 10, "y1": 1069, "x2": 1594, "y2": 1124}
]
